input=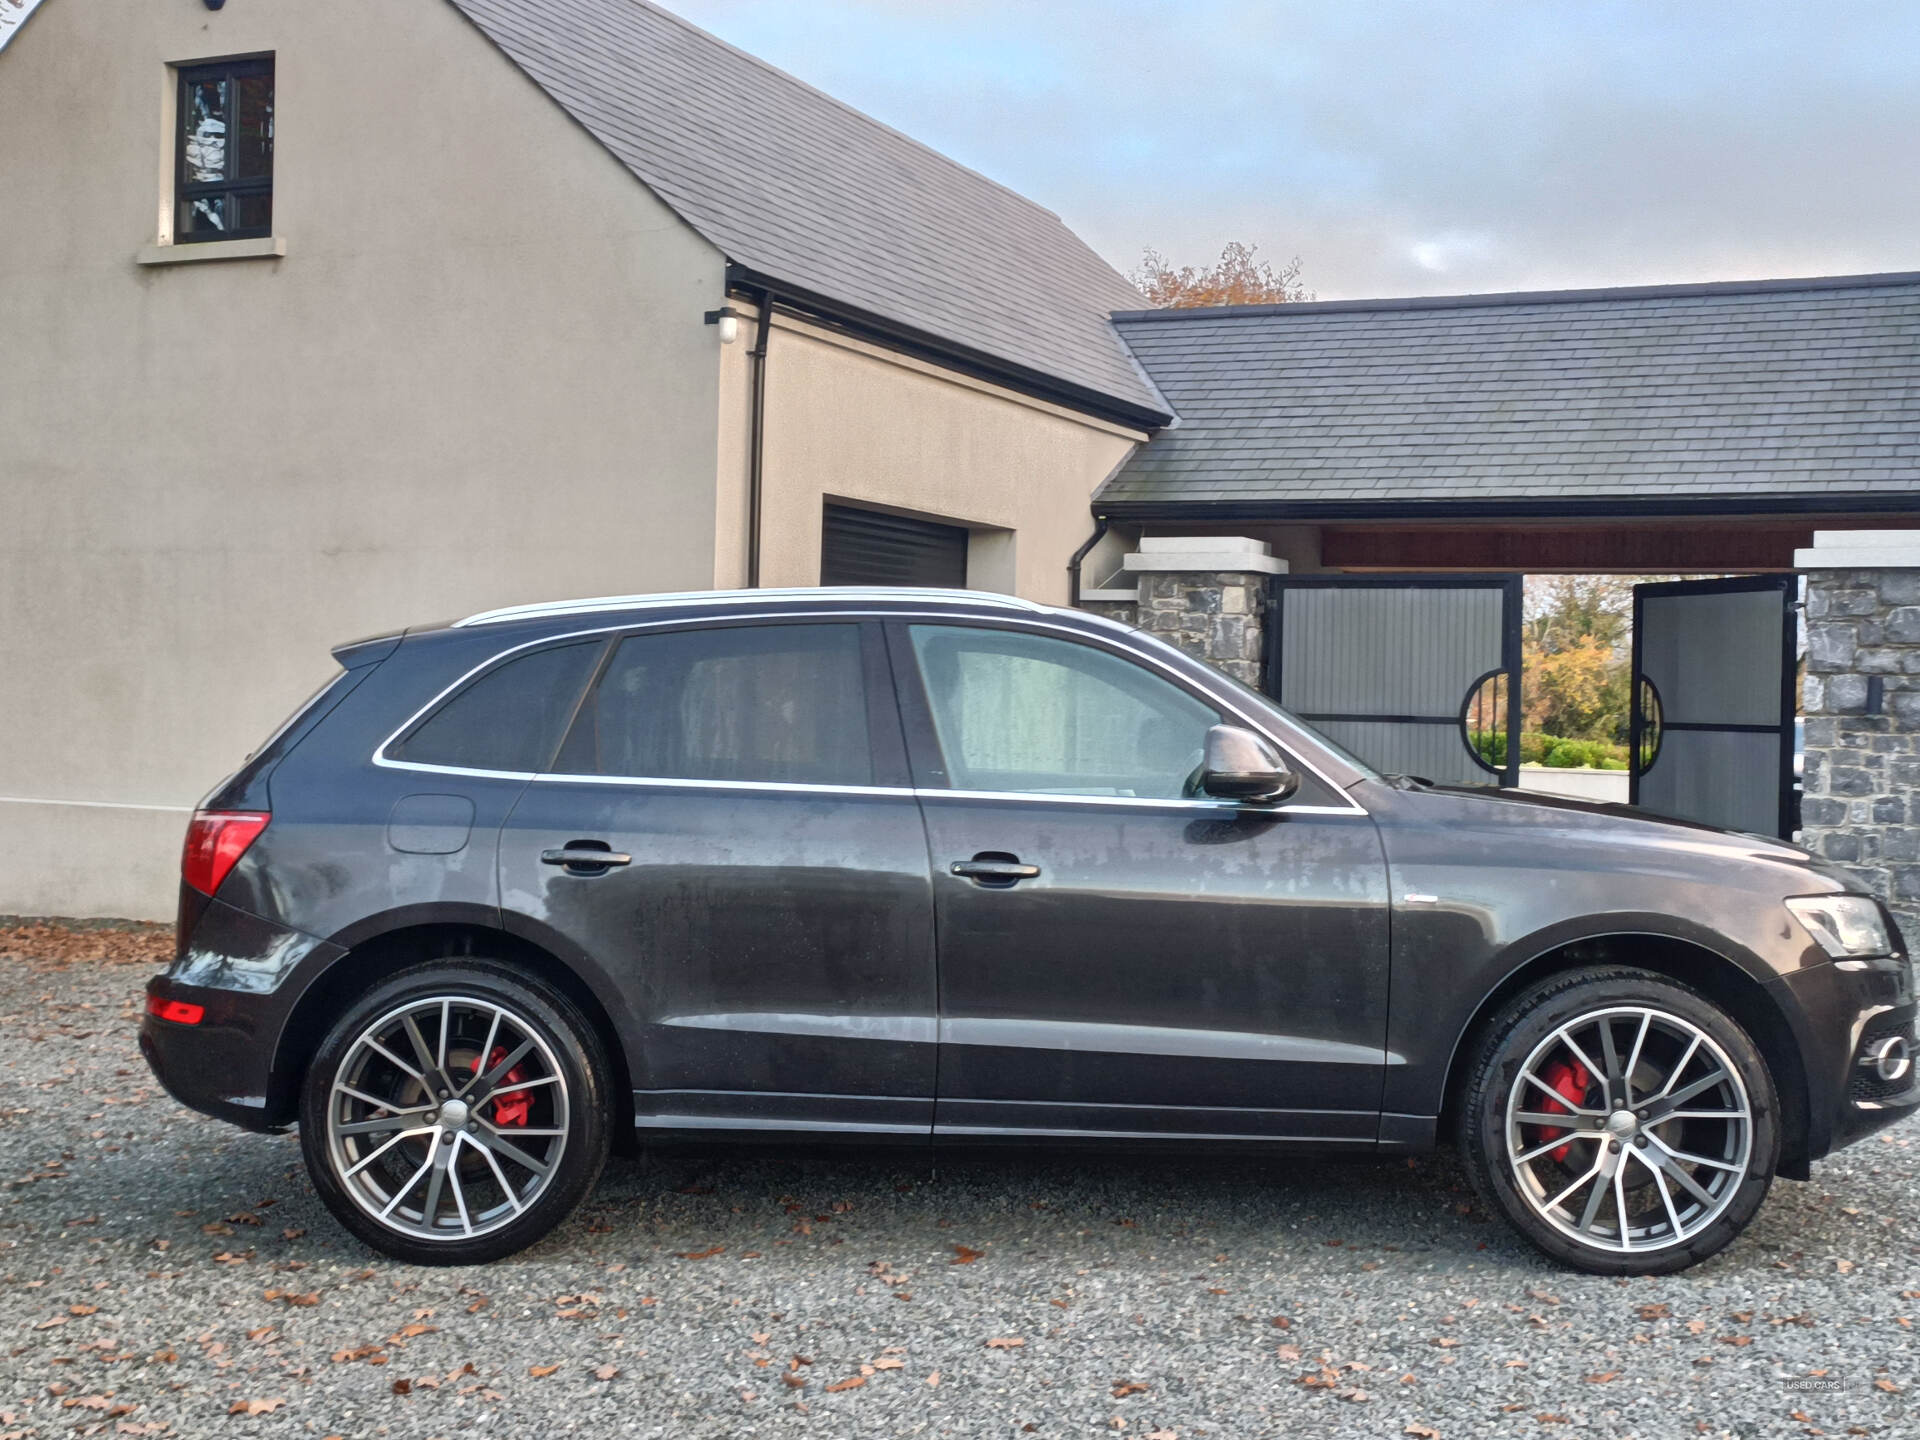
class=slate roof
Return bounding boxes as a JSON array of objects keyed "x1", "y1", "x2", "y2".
[
  {"x1": 1101, "y1": 273, "x2": 1920, "y2": 515},
  {"x1": 448, "y1": 0, "x2": 1166, "y2": 424}
]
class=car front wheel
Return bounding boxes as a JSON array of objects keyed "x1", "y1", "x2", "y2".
[
  {"x1": 1458, "y1": 966, "x2": 1779, "y2": 1274},
  {"x1": 298, "y1": 960, "x2": 610, "y2": 1265}
]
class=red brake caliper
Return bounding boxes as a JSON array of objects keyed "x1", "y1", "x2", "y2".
[
  {"x1": 473, "y1": 1045, "x2": 532, "y2": 1128},
  {"x1": 1530, "y1": 1058, "x2": 1590, "y2": 1163}
]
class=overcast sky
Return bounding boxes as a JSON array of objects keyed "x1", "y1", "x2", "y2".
[{"x1": 667, "y1": 0, "x2": 1920, "y2": 301}]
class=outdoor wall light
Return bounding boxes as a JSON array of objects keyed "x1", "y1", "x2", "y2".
[
  {"x1": 204, "y1": 0, "x2": 227, "y2": 10},
  {"x1": 703, "y1": 305, "x2": 742, "y2": 344}
]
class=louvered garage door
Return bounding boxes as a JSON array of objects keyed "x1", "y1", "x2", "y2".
[
  {"x1": 820, "y1": 505, "x2": 969, "y2": 588},
  {"x1": 1268, "y1": 574, "x2": 1523, "y2": 787}
]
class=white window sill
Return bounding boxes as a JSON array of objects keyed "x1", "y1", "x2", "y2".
[{"x1": 137, "y1": 236, "x2": 287, "y2": 266}]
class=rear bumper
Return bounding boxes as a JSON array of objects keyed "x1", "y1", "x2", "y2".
[
  {"x1": 140, "y1": 980, "x2": 285, "y2": 1132},
  {"x1": 139, "y1": 897, "x2": 343, "y2": 1132}
]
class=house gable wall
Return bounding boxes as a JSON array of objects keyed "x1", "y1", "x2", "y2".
[{"x1": 0, "y1": 0, "x2": 726, "y2": 917}]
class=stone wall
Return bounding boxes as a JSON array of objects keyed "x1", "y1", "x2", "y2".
[
  {"x1": 1799, "y1": 553, "x2": 1920, "y2": 948},
  {"x1": 1129, "y1": 570, "x2": 1270, "y2": 688}
]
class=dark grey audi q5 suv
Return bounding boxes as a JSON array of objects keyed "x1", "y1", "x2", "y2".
[{"x1": 141, "y1": 588, "x2": 1918, "y2": 1271}]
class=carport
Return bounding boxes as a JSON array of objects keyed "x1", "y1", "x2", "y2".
[{"x1": 1082, "y1": 271, "x2": 1920, "y2": 851}]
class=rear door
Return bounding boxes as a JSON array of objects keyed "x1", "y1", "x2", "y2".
[
  {"x1": 1631, "y1": 576, "x2": 1797, "y2": 837},
  {"x1": 497, "y1": 619, "x2": 937, "y2": 1137},
  {"x1": 1268, "y1": 575, "x2": 1522, "y2": 787}
]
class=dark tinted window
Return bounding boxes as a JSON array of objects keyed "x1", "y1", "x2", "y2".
[
  {"x1": 176, "y1": 57, "x2": 274, "y2": 243},
  {"x1": 557, "y1": 624, "x2": 872, "y2": 786},
  {"x1": 391, "y1": 641, "x2": 602, "y2": 773}
]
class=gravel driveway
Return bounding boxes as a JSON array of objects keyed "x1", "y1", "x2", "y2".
[{"x1": 3, "y1": 930, "x2": 1918, "y2": 1439}]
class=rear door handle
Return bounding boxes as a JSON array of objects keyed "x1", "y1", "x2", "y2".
[
  {"x1": 541, "y1": 846, "x2": 632, "y2": 871},
  {"x1": 950, "y1": 858, "x2": 1041, "y2": 884}
]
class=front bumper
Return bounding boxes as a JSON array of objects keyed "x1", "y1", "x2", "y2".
[{"x1": 1779, "y1": 955, "x2": 1920, "y2": 1164}]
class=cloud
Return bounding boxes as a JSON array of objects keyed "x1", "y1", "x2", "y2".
[{"x1": 667, "y1": 0, "x2": 1920, "y2": 298}]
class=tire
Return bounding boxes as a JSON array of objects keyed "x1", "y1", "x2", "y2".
[
  {"x1": 299, "y1": 959, "x2": 611, "y2": 1265},
  {"x1": 1457, "y1": 965, "x2": 1779, "y2": 1275}
]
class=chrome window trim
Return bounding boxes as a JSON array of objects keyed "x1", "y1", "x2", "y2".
[
  {"x1": 372, "y1": 607, "x2": 1371, "y2": 817},
  {"x1": 453, "y1": 586, "x2": 1045, "y2": 628}
]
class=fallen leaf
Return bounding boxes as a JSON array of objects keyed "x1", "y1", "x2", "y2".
[
  {"x1": 281, "y1": 1228, "x2": 305, "y2": 1241},
  {"x1": 228, "y1": 1399, "x2": 284, "y2": 1416},
  {"x1": 528, "y1": 1364, "x2": 561, "y2": 1378},
  {"x1": 1638, "y1": 1303, "x2": 1671, "y2": 1321},
  {"x1": 1112, "y1": 1382, "x2": 1149, "y2": 1398},
  {"x1": 825, "y1": 1376, "x2": 866, "y2": 1393},
  {"x1": 69, "y1": 1304, "x2": 98, "y2": 1316},
  {"x1": 985, "y1": 1337, "x2": 1026, "y2": 1349},
  {"x1": 1405, "y1": 1427, "x2": 1440, "y2": 1439},
  {"x1": 391, "y1": 1379, "x2": 411, "y2": 1396},
  {"x1": 1585, "y1": 1371, "x2": 1621, "y2": 1383},
  {"x1": 676, "y1": 1246, "x2": 724, "y2": 1260},
  {"x1": 594, "y1": 1365, "x2": 619, "y2": 1381},
  {"x1": 951, "y1": 1245, "x2": 986, "y2": 1265},
  {"x1": 872, "y1": 1357, "x2": 904, "y2": 1370},
  {"x1": 1875, "y1": 1378, "x2": 1901, "y2": 1393},
  {"x1": 391, "y1": 1324, "x2": 436, "y2": 1340},
  {"x1": 926, "y1": 1371, "x2": 941, "y2": 1387},
  {"x1": 781, "y1": 1373, "x2": 808, "y2": 1390}
]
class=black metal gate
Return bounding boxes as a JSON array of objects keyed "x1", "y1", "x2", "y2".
[
  {"x1": 1630, "y1": 575, "x2": 1797, "y2": 838},
  {"x1": 1266, "y1": 574, "x2": 1523, "y2": 787}
]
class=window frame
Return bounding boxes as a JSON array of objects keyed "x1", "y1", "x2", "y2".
[
  {"x1": 883, "y1": 618, "x2": 1346, "y2": 810},
  {"x1": 174, "y1": 54, "x2": 274, "y2": 245},
  {"x1": 545, "y1": 617, "x2": 911, "y2": 791}
]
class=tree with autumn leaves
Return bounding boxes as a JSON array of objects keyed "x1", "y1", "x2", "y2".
[
  {"x1": 1523, "y1": 576, "x2": 1635, "y2": 744},
  {"x1": 1131, "y1": 241, "x2": 1312, "y2": 308}
]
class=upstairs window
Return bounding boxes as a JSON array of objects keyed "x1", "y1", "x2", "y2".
[{"x1": 176, "y1": 57, "x2": 273, "y2": 242}]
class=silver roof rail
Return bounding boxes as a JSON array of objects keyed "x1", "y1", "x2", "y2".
[{"x1": 452, "y1": 586, "x2": 1048, "y2": 628}]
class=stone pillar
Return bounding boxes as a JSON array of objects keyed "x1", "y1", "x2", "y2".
[
  {"x1": 1082, "y1": 536, "x2": 1287, "y2": 689},
  {"x1": 1795, "y1": 530, "x2": 1920, "y2": 947}
]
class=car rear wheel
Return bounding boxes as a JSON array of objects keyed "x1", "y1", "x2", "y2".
[
  {"x1": 298, "y1": 960, "x2": 610, "y2": 1265},
  {"x1": 1458, "y1": 966, "x2": 1779, "y2": 1274}
]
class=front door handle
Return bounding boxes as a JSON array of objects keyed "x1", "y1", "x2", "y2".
[
  {"x1": 950, "y1": 856, "x2": 1041, "y2": 885},
  {"x1": 541, "y1": 844, "x2": 632, "y2": 873}
]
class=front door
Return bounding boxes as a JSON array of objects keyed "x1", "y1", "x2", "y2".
[
  {"x1": 1631, "y1": 575, "x2": 1798, "y2": 837},
  {"x1": 498, "y1": 619, "x2": 937, "y2": 1136},
  {"x1": 887, "y1": 620, "x2": 1392, "y2": 1144}
]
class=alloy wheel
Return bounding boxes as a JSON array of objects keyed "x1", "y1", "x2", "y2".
[
  {"x1": 322, "y1": 996, "x2": 571, "y2": 1243},
  {"x1": 1504, "y1": 1005, "x2": 1753, "y2": 1254}
]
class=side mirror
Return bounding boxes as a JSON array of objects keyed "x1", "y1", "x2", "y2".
[{"x1": 1200, "y1": 724, "x2": 1299, "y2": 804}]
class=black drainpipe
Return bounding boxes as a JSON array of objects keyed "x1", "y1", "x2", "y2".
[
  {"x1": 1066, "y1": 514, "x2": 1111, "y2": 608},
  {"x1": 745, "y1": 288, "x2": 775, "y2": 588}
]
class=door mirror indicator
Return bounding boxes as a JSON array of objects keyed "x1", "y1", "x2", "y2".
[{"x1": 1200, "y1": 725, "x2": 1299, "y2": 804}]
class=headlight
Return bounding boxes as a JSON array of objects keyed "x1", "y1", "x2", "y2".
[{"x1": 1785, "y1": 895, "x2": 1894, "y2": 959}]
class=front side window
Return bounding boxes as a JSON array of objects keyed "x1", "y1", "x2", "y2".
[
  {"x1": 176, "y1": 56, "x2": 273, "y2": 242},
  {"x1": 390, "y1": 641, "x2": 603, "y2": 773},
  {"x1": 907, "y1": 626, "x2": 1220, "y2": 798},
  {"x1": 556, "y1": 624, "x2": 873, "y2": 787}
]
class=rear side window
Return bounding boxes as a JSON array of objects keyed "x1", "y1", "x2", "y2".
[
  {"x1": 390, "y1": 641, "x2": 602, "y2": 773},
  {"x1": 556, "y1": 624, "x2": 872, "y2": 786}
]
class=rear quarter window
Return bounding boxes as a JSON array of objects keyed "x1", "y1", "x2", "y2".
[{"x1": 388, "y1": 640, "x2": 602, "y2": 773}]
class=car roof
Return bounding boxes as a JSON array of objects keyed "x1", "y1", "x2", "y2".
[{"x1": 450, "y1": 587, "x2": 1055, "y2": 629}]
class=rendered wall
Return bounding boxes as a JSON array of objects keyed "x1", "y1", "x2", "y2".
[
  {"x1": 721, "y1": 309, "x2": 1145, "y2": 604},
  {"x1": 0, "y1": 0, "x2": 727, "y2": 918}
]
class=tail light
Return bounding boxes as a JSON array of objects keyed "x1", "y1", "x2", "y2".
[
  {"x1": 181, "y1": 810, "x2": 270, "y2": 897},
  {"x1": 146, "y1": 994, "x2": 205, "y2": 1025}
]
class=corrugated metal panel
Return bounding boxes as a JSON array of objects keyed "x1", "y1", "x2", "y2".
[
  {"x1": 1279, "y1": 589, "x2": 1505, "y2": 715},
  {"x1": 1633, "y1": 579, "x2": 1793, "y2": 835},
  {"x1": 820, "y1": 505, "x2": 968, "y2": 588},
  {"x1": 1274, "y1": 582, "x2": 1513, "y2": 787}
]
